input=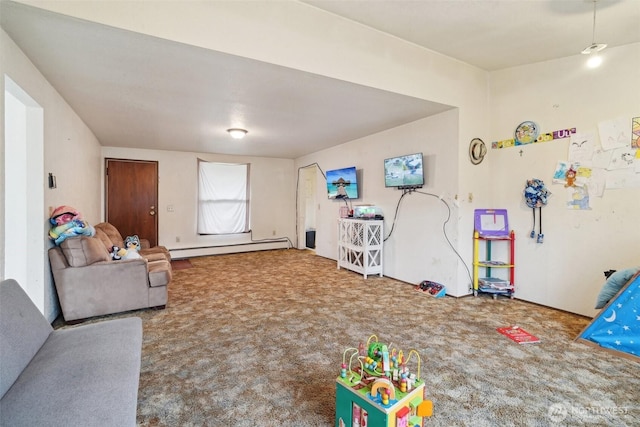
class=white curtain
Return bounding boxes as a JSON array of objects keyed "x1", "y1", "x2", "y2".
[{"x1": 198, "y1": 161, "x2": 250, "y2": 234}]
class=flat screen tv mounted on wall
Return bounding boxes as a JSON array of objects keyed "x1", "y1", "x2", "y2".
[
  {"x1": 384, "y1": 153, "x2": 424, "y2": 189},
  {"x1": 326, "y1": 166, "x2": 358, "y2": 199}
]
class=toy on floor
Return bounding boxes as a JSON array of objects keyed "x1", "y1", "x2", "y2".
[
  {"x1": 414, "y1": 280, "x2": 446, "y2": 297},
  {"x1": 335, "y1": 335, "x2": 433, "y2": 427}
]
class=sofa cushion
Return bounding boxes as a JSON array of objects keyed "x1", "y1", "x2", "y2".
[
  {"x1": 0, "y1": 317, "x2": 142, "y2": 427},
  {"x1": 148, "y1": 260, "x2": 172, "y2": 287},
  {"x1": 94, "y1": 222, "x2": 125, "y2": 249},
  {"x1": 94, "y1": 228, "x2": 115, "y2": 253},
  {"x1": 95, "y1": 222, "x2": 171, "y2": 262},
  {"x1": 60, "y1": 236, "x2": 110, "y2": 267},
  {"x1": 139, "y1": 250, "x2": 169, "y2": 263},
  {"x1": 0, "y1": 280, "x2": 53, "y2": 400}
]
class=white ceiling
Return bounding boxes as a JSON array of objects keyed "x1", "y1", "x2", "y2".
[
  {"x1": 2, "y1": 1, "x2": 639, "y2": 159},
  {"x1": 304, "y1": 0, "x2": 640, "y2": 71}
]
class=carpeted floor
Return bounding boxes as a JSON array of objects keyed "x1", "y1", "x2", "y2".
[
  {"x1": 63, "y1": 249, "x2": 638, "y2": 426},
  {"x1": 170, "y1": 259, "x2": 193, "y2": 271}
]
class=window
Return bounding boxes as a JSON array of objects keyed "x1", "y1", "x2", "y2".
[{"x1": 197, "y1": 160, "x2": 250, "y2": 234}]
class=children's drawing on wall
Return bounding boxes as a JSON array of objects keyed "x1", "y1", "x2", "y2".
[
  {"x1": 568, "y1": 132, "x2": 595, "y2": 163},
  {"x1": 552, "y1": 161, "x2": 594, "y2": 208},
  {"x1": 552, "y1": 161, "x2": 580, "y2": 185},
  {"x1": 598, "y1": 117, "x2": 640, "y2": 189},
  {"x1": 605, "y1": 168, "x2": 640, "y2": 189},
  {"x1": 556, "y1": 118, "x2": 640, "y2": 196},
  {"x1": 591, "y1": 145, "x2": 613, "y2": 169},
  {"x1": 587, "y1": 168, "x2": 606, "y2": 197},
  {"x1": 607, "y1": 147, "x2": 636, "y2": 170},
  {"x1": 552, "y1": 161, "x2": 568, "y2": 184},
  {"x1": 566, "y1": 185, "x2": 590, "y2": 210},
  {"x1": 631, "y1": 116, "x2": 639, "y2": 150},
  {"x1": 598, "y1": 117, "x2": 630, "y2": 151},
  {"x1": 564, "y1": 166, "x2": 577, "y2": 187}
]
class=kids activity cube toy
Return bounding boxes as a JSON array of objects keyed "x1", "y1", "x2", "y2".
[{"x1": 335, "y1": 335, "x2": 433, "y2": 427}]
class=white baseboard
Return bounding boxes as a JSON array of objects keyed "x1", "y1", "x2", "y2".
[{"x1": 169, "y1": 240, "x2": 290, "y2": 259}]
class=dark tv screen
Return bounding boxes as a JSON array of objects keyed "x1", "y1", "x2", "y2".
[
  {"x1": 384, "y1": 153, "x2": 424, "y2": 188},
  {"x1": 326, "y1": 166, "x2": 358, "y2": 199}
]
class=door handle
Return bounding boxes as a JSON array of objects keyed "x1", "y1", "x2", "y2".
[{"x1": 150, "y1": 210, "x2": 156, "y2": 216}]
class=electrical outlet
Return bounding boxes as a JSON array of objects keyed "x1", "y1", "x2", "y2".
[
  {"x1": 175, "y1": 236, "x2": 180, "y2": 243},
  {"x1": 167, "y1": 205, "x2": 175, "y2": 212}
]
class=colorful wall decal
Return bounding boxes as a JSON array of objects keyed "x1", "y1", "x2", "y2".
[
  {"x1": 492, "y1": 127, "x2": 576, "y2": 149},
  {"x1": 514, "y1": 121, "x2": 539, "y2": 145}
]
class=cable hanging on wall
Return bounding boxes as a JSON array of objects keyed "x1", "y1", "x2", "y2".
[{"x1": 384, "y1": 189, "x2": 473, "y2": 288}]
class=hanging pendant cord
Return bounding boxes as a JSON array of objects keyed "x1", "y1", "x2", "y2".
[{"x1": 591, "y1": 0, "x2": 597, "y2": 45}]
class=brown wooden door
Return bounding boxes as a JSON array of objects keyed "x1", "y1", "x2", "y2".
[{"x1": 105, "y1": 159, "x2": 159, "y2": 247}]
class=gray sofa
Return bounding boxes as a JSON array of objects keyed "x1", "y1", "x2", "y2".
[
  {"x1": 49, "y1": 233, "x2": 171, "y2": 322},
  {"x1": 0, "y1": 279, "x2": 142, "y2": 426}
]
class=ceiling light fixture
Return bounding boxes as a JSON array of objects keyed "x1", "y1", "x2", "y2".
[
  {"x1": 581, "y1": 0, "x2": 607, "y2": 68},
  {"x1": 227, "y1": 128, "x2": 248, "y2": 139}
]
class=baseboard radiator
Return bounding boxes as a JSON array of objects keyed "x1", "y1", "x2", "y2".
[{"x1": 169, "y1": 240, "x2": 290, "y2": 260}]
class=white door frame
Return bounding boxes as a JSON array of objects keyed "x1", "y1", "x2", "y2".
[{"x1": 4, "y1": 75, "x2": 45, "y2": 314}]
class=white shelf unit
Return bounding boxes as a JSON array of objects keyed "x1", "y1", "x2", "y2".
[{"x1": 337, "y1": 218, "x2": 383, "y2": 279}]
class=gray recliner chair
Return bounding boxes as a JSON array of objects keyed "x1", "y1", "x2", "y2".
[{"x1": 48, "y1": 234, "x2": 171, "y2": 322}]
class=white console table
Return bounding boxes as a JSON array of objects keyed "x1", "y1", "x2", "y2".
[{"x1": 337, "y1": 218, "x2": 383, "y2": 279}]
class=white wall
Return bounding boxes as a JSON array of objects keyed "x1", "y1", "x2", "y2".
[
  {"x1": 296, "y1": 110, "x2": 464, "y2": 289},
  {"x1": 24, "y1": 0, "x2": 490, "y2": 296},
  {"x1": 101, "y1": 147, "x2": 296, "y2": 253},
  {"x1": 488, "y1": 43, "x2": 640, "y2": 317},
  {"x1": 6, "y1": 2, "x2": 634, "y2": 317},
  {"x1": 1, "y1": 29, "x2": 103, "y2": 322},
  {"x1": 10, "y1": 2, "x2": 636, "y2": 318}
]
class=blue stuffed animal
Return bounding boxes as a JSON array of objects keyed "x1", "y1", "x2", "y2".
[{"x1": 124, "y1": 235, "x2": 141, "y2": 252}]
